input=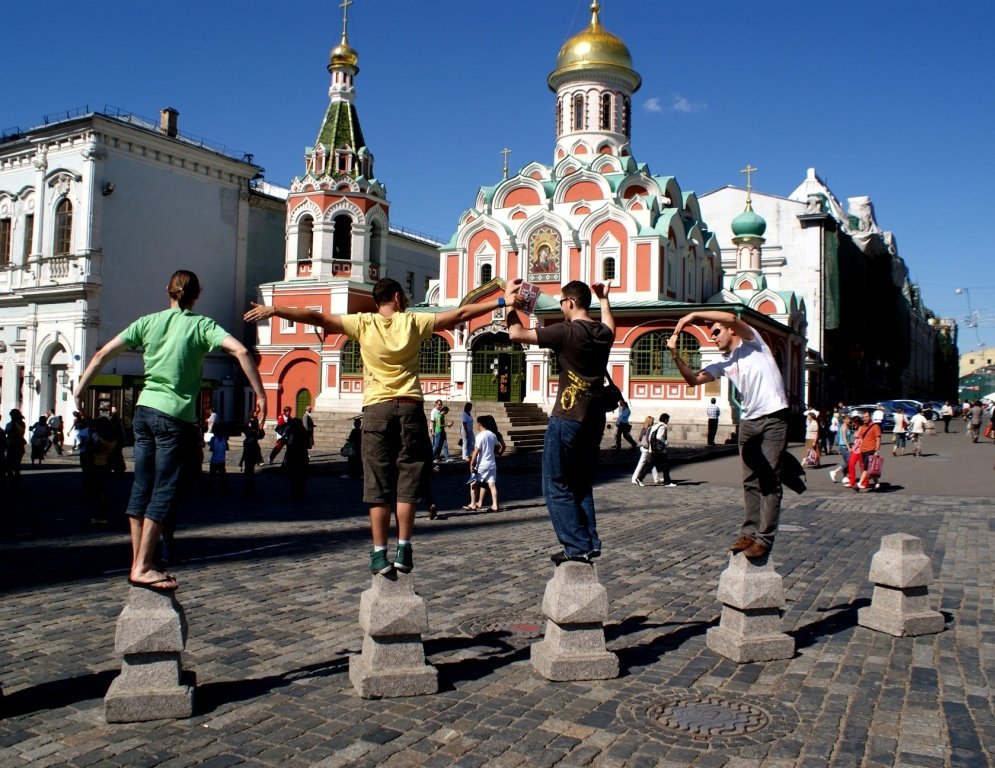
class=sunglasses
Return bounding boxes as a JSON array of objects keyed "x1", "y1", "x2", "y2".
[{"x1": 710, "y1": 327, "x2": 723, "y2": 338}]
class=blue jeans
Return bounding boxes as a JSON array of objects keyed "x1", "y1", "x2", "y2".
[
  {"x1": 542, "y1": 415, "x2": 603, "y2": 557},
  {"x1": 126, "y1": 405, "x2": 193, "y2": 523},
  {"x1": 432, "y1": 430, "x2": 450, "y2": 460}
]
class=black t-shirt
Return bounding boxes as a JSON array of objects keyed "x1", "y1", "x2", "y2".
[{"x1": 536, "y1": 319, "x2": 614, "y2": 422}]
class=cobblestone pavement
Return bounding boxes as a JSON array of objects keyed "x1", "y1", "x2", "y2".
[{"x1": 0, "y1": 430, "x2": 992, "y2": 767}]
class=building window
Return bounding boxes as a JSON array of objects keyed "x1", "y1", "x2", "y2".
[
  {"x1": 602, "y1": 257, "x2": 616, "y2": 281},
  {"x1": 600, "y1": 93, "x2": 612, "y2": 130},
  {"x1": 480, "y1": 263, "x2": 492, "y2": 285},
  {"x1": 572, "y1": 94, "x2": 585, "y2": 131},
  {"x1": 556, "y1": 99, "x2": 562, "y2": 136},
  {"x1": 621, "y1": 96, "x2": 631, "y2": 136},
  {"x1": 342, "y1": 340, "x2": 363, "y2": 374},
  {"x1": 280, "y1": 317, "x2": 296, "y2": 333},
  {"x1": 419, "y1": 334, "x2": 450, "y2": 375},
  {"x1": 22, "y1": 214, "x2": 33, "y2": 260},
  {"x1": 305, "y1": 306, "x2": 322, "y2": 335},
  {"x1": 405, "y1": 271, "x2": 415, "y2": 299},
  {"x1": 0, "y1": 219, "x2": 10, "y2": 266},
  {"x1": 54, "y1": 199, "x2": 73, "y2": 255},
  {"x1": 333, "y1": 214, "x2": 352, "y2": 260},
  {"x1": 548, "y1": 350, "x2": 560, "y2": 376},
  {"x1": 297, "y1": 215, "x2": 314, "y2": 261},
  {"x1": 631, "y1": 330, "x2": 701, "y2": 379}
]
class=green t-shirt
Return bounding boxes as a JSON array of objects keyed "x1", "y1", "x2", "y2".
[{"x1": 119, "y1": 308, "x2": 230, "y2": 422}]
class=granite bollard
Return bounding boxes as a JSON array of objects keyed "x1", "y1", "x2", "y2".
[
  {"x1": 858, "y1": 533, "x2": 944, "y2": 636},
  {"x1": 706, "y1": 552, "x2": 794, "y2": 663},
  {"x1": 104, "y1": 587, "x2": 195, "y2": 722},
  {"x1": 349, "y1": 571, "x2": 438, "y2": 698},
  {"x1": 531, "y1": 561, "x2": 618, "y2": 680}
]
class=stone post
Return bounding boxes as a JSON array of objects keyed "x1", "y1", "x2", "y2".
[
  {"x1": 530, "y1": 562, "x2": 619, "y2": 681},
  {"x1": 104, "y1": 587, "x2": 195, "y2": 722},
  {"x1": 706, "y1": 553, "x2": 794, "y2": 663},
  {"x1": 858, "y1": 533, "x2": 944, "y2": 636},
  {"x1": 349, "y1": 572, "x2": 438, "y2": 698}
]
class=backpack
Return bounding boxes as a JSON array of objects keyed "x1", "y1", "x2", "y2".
[{"x1": 650, "y1": 424, "x2": 668, "y2": 453}]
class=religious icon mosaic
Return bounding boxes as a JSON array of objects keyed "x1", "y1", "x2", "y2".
[{"x1": 527, "y1": 226, "x2": 561, "y2": 283}]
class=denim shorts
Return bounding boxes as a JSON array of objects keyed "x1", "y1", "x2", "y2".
[
  {"x1": 361, "y1": 400, "x2": 433, "y2": 505},
  {"x1": 126, "y1": 405, "x2": 196, "y2": 523}
]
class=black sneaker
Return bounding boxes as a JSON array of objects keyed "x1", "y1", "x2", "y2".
[
  {"x1": 394, "y1": 543, "x2": 413, "y2": 573},
  {"x1": 551, "y1": 551, "x2": 591, "y2": 566},
  {"x1": 369, "y1": 548, "x2": 393, "y2": 575}
]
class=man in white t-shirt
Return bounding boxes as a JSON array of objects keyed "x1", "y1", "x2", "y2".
[
  {"x1": 909, "y1": 407, "x2": 928, "y2": 457},
  {"x1": 669, "y1": 310, "x2": 789, "y2": 560}
]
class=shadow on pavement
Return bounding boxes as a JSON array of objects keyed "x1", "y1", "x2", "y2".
[
  {"x1": 428, "y1": 632, "x2": 531, "y2": 691},
  {"x1": 613, "y1": 618, "x2": 718, "y2": 674},
  {"x1": 790, "y1": 598, "x2": 871, "y2": 650},
  {"x1": 195, "y1": 656, "x2": 352, "y2": 715},
  {"x1": 0, "y1": 669, "x2": 118, "y2": 718}
]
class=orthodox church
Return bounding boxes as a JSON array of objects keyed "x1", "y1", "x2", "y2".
[
  {"x1": 251, "y1": 2, "x2": 807, "y2": 440},
  {"x1": 418, "y1": 2, "x2": 806, "y2": 435}
]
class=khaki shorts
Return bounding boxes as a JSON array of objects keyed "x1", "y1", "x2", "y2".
[{"x1": 361, "y1": 400, "x2": 433, "y2": 505}]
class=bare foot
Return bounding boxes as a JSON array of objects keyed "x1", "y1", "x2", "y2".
[{"x1": 128, "y1": 569, "x2": 178, "y2": 591}]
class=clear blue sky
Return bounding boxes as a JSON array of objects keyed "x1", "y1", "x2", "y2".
[{"x1": 5, "y1": 1, "x2": 994, "y2": 349}]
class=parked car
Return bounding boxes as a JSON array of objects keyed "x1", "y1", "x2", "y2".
[
  {"x1": 921, "y1": 400, "x2": 943, "y2": 420},
  {"x1": 847, "y1": 404, "x2": 896, "y2": 432}
]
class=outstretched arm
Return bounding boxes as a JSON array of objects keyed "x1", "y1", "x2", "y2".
[
  {"x1": 221, "y1": 335, "x2": 268, "y2": 426},
  {"x1": 75, "y1": 335, "x2": 128, "y2": 414},
  {"x1": 244, "y1": 302, "x2": 346, "y2": 335},
  {"x1": 434, "y1": 295, "x2": 510, "y2": 332},
  {"x1": 666, "y1": 313, "x2": 716, "y2": 387},
  {"x1": 671, "y1": 309, "x2": 753, "y2": 341}
]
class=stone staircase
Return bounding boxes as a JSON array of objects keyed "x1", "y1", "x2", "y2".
[{"x1": 308, "y1": 401, "x2": 549, "y2": 456}]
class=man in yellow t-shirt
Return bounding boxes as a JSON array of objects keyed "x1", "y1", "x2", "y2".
[{"x1": 245, "y1": 277, "x2": 517, "y2": 575}]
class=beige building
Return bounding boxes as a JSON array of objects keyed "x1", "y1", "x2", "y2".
[{"x1": 960, "y1": 346, "x2": 995, "y2": 378}]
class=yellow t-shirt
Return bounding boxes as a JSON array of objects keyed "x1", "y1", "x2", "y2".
[{"x1": 340, "y1": 311, "x2": 436, "y2": 406}]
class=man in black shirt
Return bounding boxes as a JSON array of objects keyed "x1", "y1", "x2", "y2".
[{"x1": 505, "y1": 279, "x2": 615, "y2": 563}]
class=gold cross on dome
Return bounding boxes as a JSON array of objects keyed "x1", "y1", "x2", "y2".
[
  {"x1": 340, "y1": 0, "x2": 352, "y2": 37},
  {"x1": 740, "y1": 163, "x2": 758, "y2": 209},
  {"x1": 500, "y1": 147, "x2": 512, "y2": 179}
]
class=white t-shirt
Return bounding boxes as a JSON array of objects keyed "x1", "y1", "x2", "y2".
[
  {"x1": 703, "y1": 324, "x2": 788, "y2": 420},
  {"x1": 909, "y1": 413, "x2": 928, "y2": 434},
  {"x1": 474, "y1": 429, "x2": 498, "y2": 472}
]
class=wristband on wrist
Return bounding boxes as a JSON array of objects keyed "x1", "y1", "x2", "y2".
[{"x1": 497, "y1": 297, "x2": 506, "y2": 308}]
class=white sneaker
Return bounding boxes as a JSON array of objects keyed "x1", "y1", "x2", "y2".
[
  {"x1": 663, "y1": 483, "x2": 677, "y2": 488},
  {"x1": 828, "y1": 469, "x2": 838, "y2": 483},
  {"x1": 631, "y1": 479, "x2": 644, "y2": 487},
  {"x1": 842, "y1": 478, "x2": 850, "y2": 486}
]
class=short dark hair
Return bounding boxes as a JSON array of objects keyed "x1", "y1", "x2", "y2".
[
  {"x1": 659, "y1": 413, "x2": 670, "y2": 423},
  {"x1": 560, "y1": 280, "x2": 592, "y2": 310},
  {"x1": 168, "y1": 270, "x2": 201, "y2": 310},
  {"x1": 373, "y1": 278, "x2": 405, "y2": 307}
]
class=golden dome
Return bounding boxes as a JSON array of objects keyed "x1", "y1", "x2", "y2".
[
  {"x1": 329, "y1": 34, "x2": 359, "y2": 71},
  {"x1": 548, "y1": 1, "x2": 640, "y2": 90}
]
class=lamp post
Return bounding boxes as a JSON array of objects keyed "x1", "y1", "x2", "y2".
[{"x1": 955, "y1": 288, "x2": 984, "y2": 348}]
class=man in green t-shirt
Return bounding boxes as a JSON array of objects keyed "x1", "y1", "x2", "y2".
[{"x1": 246, "y1": 277, "x2": 519, "y2": 575}]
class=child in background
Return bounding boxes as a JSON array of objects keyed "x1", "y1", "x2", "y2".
[
  {"x1": 467, "y1": 414, "x2": 506, "y2": 512},
  {"x1": 239, "y1": 416, "x2": 263, "y2": 492},
  {"x1": 208, "y1": 428, "x2": 229, "y2": 490},
  {"x1": 90, "y1": 417, "x2": 119, "y2": 523}
]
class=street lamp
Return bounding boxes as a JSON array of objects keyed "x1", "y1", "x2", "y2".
[{"x1": 955, "y1": 288, "x2": 984, "y2": 347}]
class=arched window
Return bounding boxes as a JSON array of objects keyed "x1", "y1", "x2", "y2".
[
  {"x1": 600, "y1": 93, "x2": 612, "y2": 130},
  {"x1": 54, "y1": 199, "x2": 72, "y2": 255},
  {"x1": 621, "y1": 96, "x2": 631, "y2": 137},
  {"x1": 419, "y1": 334, "x2": 451, "y2": 375},
  {"x1": 341, "y1": 340, "x2": 363, "y2": 374},
  {"x1": 602, "y1": 257, "x2": 616, "y2": 281},
  {"x1": 480, "y1": 263, "x2": 492, "y2": 285},
  {"x1": 296, "y1": 215, "x2": 314, "y2": 261},
  {"x1": 333, "y1": 214, "x2": 352, "y2": 260},
  {"x1": 556, "y1": 99, "x2": 562, "y2": 135},
  {"x1": 630, "y1": 330, "x2": 701, "y2": 379},
  {"x1": 572, "y1": 94, "x2": 585, "y2": 131}
]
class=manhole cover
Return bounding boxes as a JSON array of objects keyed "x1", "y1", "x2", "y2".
[
  {"x1": 619, "y1": 688, "x2": 798, "y2": 748},
  {"x1": 649, "y1": 694, "x2": 769, "y2": 736}
]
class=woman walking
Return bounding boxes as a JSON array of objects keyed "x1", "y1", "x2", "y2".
[
  {"x1": 76, "y1": 269, "x2": 267, "y2": 591},
  {"x1": 631, "y1": 416, "x2": 657, "y2": 486}
]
